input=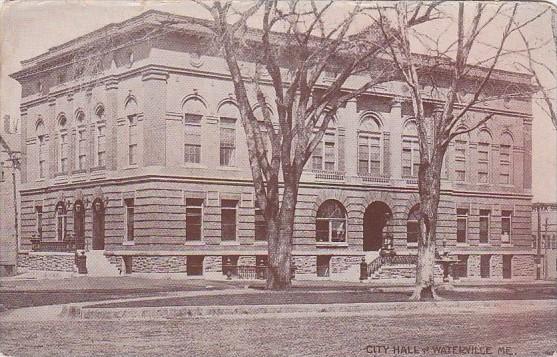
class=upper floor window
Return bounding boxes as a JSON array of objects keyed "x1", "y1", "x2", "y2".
[
  {"x1": 183, "y1": 98, "x2": 206, "y2": 164},
  {"x1": 95, "y1": 105, "x2": 106, "y2": 168},
  {"x1": 454, "y1": 137, "x2": 468, "y2": 182},
  {"x1": 479, "y1": 209, "x2": 491, "y2": 243},
  {"x1": 36, "y1": 120, "x2": 47, "y2": 178},
  {"x1": 221, "y1": 200, "x2": 238, "y2": 241},
  {"x1": 35, "y1": 205, "x2": 43, "y2": 239},
  {"x1": 316, "y1": 199, "x2": 347, "y2": 243},
  {"x1": 501, "y1": 210, "x2": 512, "y2": 243},
  {"x1": 76, "y1": 111, "x2": 87, "y2": 171},
  {"x1": 407, "y1": 204, "x2": 420, "y2": 244},
  {"x1": 358, "y1": 115, "x2": 382, "y2": 176},
  {"x1": 125, "y1": 97, "x2": 139, "y2": 166},
  {"x1": 499, "y1": 133, "x2": 513, "y2": 185},
  {"x1": 402, "y1": 121, "x2": 419, "y2": 178},
  {"x1": 477, "y1": 130, "x2": 492, "y2": 184},
  {"x1": 218, "y1": 102, "x2": 240, "y2": 167},
  {"x1": 57, "y1": 114, "x2": 68, "y2": 173},
  {"x1": 312, "y1": 132, "x2": 336, "y2": 171}
]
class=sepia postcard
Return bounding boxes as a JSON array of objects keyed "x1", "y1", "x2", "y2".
[{"x1": 0, "y1": 1, "x2": 556, "y2": 356}]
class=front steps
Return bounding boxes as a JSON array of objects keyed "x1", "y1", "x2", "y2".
[{"x1": 86, "y1": 250, "x2": 121, "y2": 276}]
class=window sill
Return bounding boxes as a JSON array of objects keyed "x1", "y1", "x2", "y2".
[
  {"x1": 183, "y1": 163, "x2": 207, "y2": 169},
  {"x1": 221, "y1": 241, "x2": 239, "y2": 245},
  {"x1": 500, "y1": 243, "x2": 513, "y2": 247},
  {"x1": 90, "y1": 165, "x2": 107, "y2": 172},
  {"x1": 456, "y1": 243, "x2": 470, "y2": 247},
  {"x1": 406, "y1": 243, "x2": 418, "y2": 248},
  {"x1": 72, "y1": 169, "x2": 87, "y2": 175},
  {"x1": 478, "y1": 243, "x2": 491, "y2": 247},
  {"x1": 254, "y1": 241, "x2": 268, "y2": 245},
  {"x1": 122, "y1": 241, "x2": 135, "y2": 246},
  {"x1": 316, "y1": 242, "x2": 348, "y2": 247},
  {"x1": 124, "y1": 165, "x2": 139, "y2": 170},
  {"x1": 218, "y1": 166, "x2": 240, "y2": 171},
  {"x1": 184, "y1": 241, "x2": 205, "y2": 245}
]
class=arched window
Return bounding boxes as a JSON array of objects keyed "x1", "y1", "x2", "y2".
[
  {"x1": 311, "y1": 113, "x2": 337, "y2": 172},
  {"x1": 94, "y1": 105, "x2": 106, "y2": 168},
  {"x1": 218, "y1": 102, "x2": 239, "y2": 167},
  {"x1": 183, "y1": 98, "x2": 206, "y2": 164},
  {"x1": 477, "y1": 130, "x2": 492, "y2": 184},
  {"x1": 358, "y1": 115, "x2": 382, "y2": 176},
  {"x1": 36, "y1": 120, "x2": 47, "y2": 178},
  {"x1": 454, "y1": 131, "x2": 469, "y2": 182},
  {"x1": 55, "y1": 201, "x2": 67, "y2": 241},
  {"x1": 402, "y1": 121, "x2": 419, "y2": 177},
  {"x1": 125, "y1": 98, "x2": 138, "y2": 166},
  {"x1": 407, "y1": 204, "x2": 420, "y2": 244},
  {"x1": 499, "y1": 133, "x2": 513, "y2": 184},
  {"x1": 57, "y1": 114, "x2": 69, "y2": 173},
  {"x1": 316, "y1": 199, "x2": 347, "y2": 243},
  {"x1": 75, "y1": 111, "x2": 87, "y2": 171}
]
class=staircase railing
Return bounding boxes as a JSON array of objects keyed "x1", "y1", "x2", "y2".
[{"x1": 367, "y1": 254, "x2": 418, "y2": 277}]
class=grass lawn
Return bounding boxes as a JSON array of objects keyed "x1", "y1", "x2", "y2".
[
  {"x1": 1, "y1": 310, "x2": 555, "y2": 356},
  {"x1": 89, "y1": 286, "x2": 557, "y2": 309}
]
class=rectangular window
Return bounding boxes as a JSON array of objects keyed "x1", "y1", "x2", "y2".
[
  {"x1": 38, "y1": 135, "x2": 46, "y2": 178},
  {"x1": 185, "y1": 198, "x2": 203, "y2": 241},
  {"x1": 456, "y1": 208, "x2": 468, "y2": 243},
  {"x1": 255, "y1": 204, "x2": 266, "y2": 241},
  {"x1": 36, "y1": 206, "x2": 43, "y2": 239},
  {"x1": 97, "y1": 126, "x2": 106, "y2": 167},
  {"x1": 60, "y1": 133, "x2": 68, "y2": 173},
  {"x1": 78, "y1": 130, "x2": 87, "y2": 170},
  {"x1": 124, "y1": 198, "x2": 134, "y2": 242},
  {"x1": 324, "y1": 141, "x2": 336, "y2": 171},
  {"x1": 220, "y1": 117, "x2": 236, "y2": 166},
  {"x1": 312, "y1": 142, "x2": 323, "y2": 170},
  {"x1": 56, "y1": 207, "x2": 66, "y2": 241},
  {"x1": 316, "y1": 255, "x2": 331, "y2": 277},
  {"x1": 480, "y1": 255, "x2": 491, "y2": 278},
  {"x1": 503, "y1": 255, "x2": 512, "y2": 279},
  {"x1": 479, "y1": 209, "x2": 490, "y2": 243},
  {"x1": 501, "y1": 210, "x2": 512, "y2": 243},
  {"x1": 185, "y1": 114, "x2": 202, "y2": 164},
  {"x1": 221, "y1": 200, "x2": 237, "y2": 241},
  {"x1": 128, "y1": 116, "x2": 137, "y2": 166},
  {"x1": 455, "y1": 140, "x2": 466, "y2": 182},
  {"x1": 402, "y1": 139, "x2": 419, "y2": 177},
  {"x1": 358, "y1": 135, "x2": 381, "y2": 175},
  {"x1": 478, "y1": 143, "x2": 489, "y2": 183},
  {"x1": 187, "y1": 255, "x2": 204, "y2": 276},
  {"x1": 499, "y1": 144, "x2": 511, "y2": 184}
]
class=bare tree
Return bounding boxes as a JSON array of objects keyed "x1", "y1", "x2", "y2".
[
  {"x1": 376, "y1": 2, "x2": 546, "y2": 300},
  {"x1": 173, "y1": 0, "x2": 440, "y2": 289}
]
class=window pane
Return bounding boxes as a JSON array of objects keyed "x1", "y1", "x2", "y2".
[
  {"x1": 407, "y1": 222, "x2": 418, "y2": 243},
  {"x1": 331, "y1": 220, "x2": 346, "y2": 242},
  {"x1": 316, "y1": 220, "x2": 329, "y2": 242}
]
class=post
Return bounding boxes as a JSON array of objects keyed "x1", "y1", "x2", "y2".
[{"x1": 536, "y1": 205, "x2": 542, "y2": 280}]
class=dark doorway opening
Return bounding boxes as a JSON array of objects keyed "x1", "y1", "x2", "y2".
[
  {"x1": 92, "y1": 199, "x2": 105, "y2": 250},
  {"x1": 73, "y1": 200, "x2": 85, "y2": 249},
  {"x1": 503, "y1": 255, "x2": 512, "y2": 279},
  {"x1": 363, "y1": 202, "x2": 392, "y2": 251}
]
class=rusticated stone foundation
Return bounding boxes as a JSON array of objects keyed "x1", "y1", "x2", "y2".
[{"x1": 17, "y1": 252, "x2": 75, "y2": 272}]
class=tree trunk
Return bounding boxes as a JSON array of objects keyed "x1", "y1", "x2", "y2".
[
  {"x1": 266, "y1": 183, "x2": 297, "y2": 290},
  {"x1": 411, "y1": 157, "x2": 443, "y2": 301}
]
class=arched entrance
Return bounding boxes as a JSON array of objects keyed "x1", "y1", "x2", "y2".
[
  {"x1": 363, "y1": 201, "x2": 392, "y2": 251},
  {"x1": 92, "y1": 198, "x2": 105, "y2": 250},
  {"x1": 73, "y1": 200, "x2": 85, "y2": 249}
]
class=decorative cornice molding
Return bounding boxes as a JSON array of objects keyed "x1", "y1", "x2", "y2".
[{"x1": 142, "y1": 68, "x2": 169, "y2": 82}]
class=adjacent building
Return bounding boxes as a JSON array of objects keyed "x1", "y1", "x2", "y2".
[
  {"x1": 532, "y1": 202, "x2": 557, "y2": 280},
  {"x1": 10, "y1": 10, "x2": 536, "y2": 280}
]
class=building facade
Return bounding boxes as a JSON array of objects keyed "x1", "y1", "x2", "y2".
[
  {"x1": 532, "y1": 203, "x2": 557, "y2": 280},
  {"x1": 10, "y1": 11, "x2": 536, "y2": 280}
]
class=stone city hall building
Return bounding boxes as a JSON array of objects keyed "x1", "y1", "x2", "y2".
[{"x1": 11, "y1": 11, "x2": 536, "y2": 280}]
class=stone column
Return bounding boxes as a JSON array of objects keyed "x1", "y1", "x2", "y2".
[
  {"x1": 203, "y1": 115, "x2": 220, "y2": 169},
  {"x1": 105, "y1": 76, "x2": 119, "y2": 171},
  {"x1": 388, "y1": 98, "x2": 403, "y2": 180},
  {"x1": 142, "y1": 69, "x2": 169, "y2": 167}
]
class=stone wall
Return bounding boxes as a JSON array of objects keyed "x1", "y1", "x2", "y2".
[
  {"x1": 512, "y1": 254, "x2": 536, "y2": 279},
  {"x1": 370, "y1": 264, "x2": 443, "y2": 280},
  {"x1": 204, "y1": 256, "x2": 222, "y2": 273},
  {"x1": 330, "y1": 256, "x2": 362, "y2": 274},
  {"x1": 17, "y1": 252, "x2": 75, "y2": 272},
  {"x1": 293, "y1": 256, "x2": 316, "y2": 274},
  {"x1": 134, "y1": 256, "x2": 187, "y2": 273}
]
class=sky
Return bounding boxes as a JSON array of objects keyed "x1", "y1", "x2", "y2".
[{"x1": 1, "y1": 0, "x2": 556, "y2": 203}]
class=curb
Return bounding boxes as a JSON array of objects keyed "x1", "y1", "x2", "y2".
[{"x1": 76, "y1": 299, "x2": 557, "y2": 320}]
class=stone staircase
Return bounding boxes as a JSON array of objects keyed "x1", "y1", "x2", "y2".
[
  {"x1": 367, "y1": 254, "x2": 418, "y2": 280},
  {"x1": 86, "y1": 250, "x2": 121, "y2": 276}
]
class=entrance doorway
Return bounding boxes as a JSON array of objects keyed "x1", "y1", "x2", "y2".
[
  {"x1": 73, "y1": 200, "x2": 85, "y2": 249},
  {"x1": 363, "y1": 202, "x2": 392, "y2": 251},
  {"x1": 503, "y1": 255, "x2": 512, "y2": 279},
  {"x1": 92, "y1": 198, "x2": 105, "y2": 250}
]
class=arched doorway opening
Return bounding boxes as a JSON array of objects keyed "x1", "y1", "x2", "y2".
[
  {"x1": 73, "y1": 200, "x2": 85, "y2": 249},
  {"x1": 92, "y1": 198, "x2": 105, "y2": 250},
  {"x1": 363, "y1": 201, "x2": 392, "y2": 251}
]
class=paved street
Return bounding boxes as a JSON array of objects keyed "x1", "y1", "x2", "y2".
[{"x1": 1, "y1": 308, "x2": 555, "y2": 357}]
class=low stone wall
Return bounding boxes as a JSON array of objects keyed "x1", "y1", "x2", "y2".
[
  {"x1": 132, "y1": 256, "x2": 187, "y2": 273},
  {"x1": 512, "y1": 255, "x2": 536, "y2": 279},
  {"x1": 371, "y1": 264, "x2": 443, "y2": 280},
  {"x1": 330, "y1": 256, "x2": 362, "y2": 274},
  {"x1": 293, "y1": 256, "x2": 316, "y2": 274},
  {"x1": 204, "y1": 256, "x2": 222, "y2": 273},
  {"x1": 17, "y1": 252, "x2": 75, "y2": 272}
]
